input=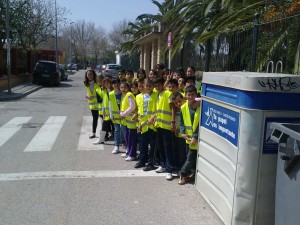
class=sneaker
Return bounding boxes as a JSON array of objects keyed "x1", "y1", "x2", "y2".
[
  {"x1": 172, "y1": 171, "x2": 179, "y2": 177},
  {"x1": 89, "y1": 134, "x2": 96, "y2": 139},
  {"x1": 178, "y1": 176, "x2": 193, "y2": 185},
  {"x1": 165, "y1": 173, "x2": 173, "y2": 180},
  {"x1": 155, "y1": 166, "x2": 166, "y2": 173},
  {"x1": 112, "y1": 146, "x2": 119, "y2": 154},
  {"x1": 143, "y1": 164, "x2": 155, "y2": 172},
  {"x1": 125, "y1": 156, "x2": 136, "y2": 161},
  {"x1": 93, "y1": 139, "x2": 104, "y2": 145},
  {"x1": 121, "y1": 153, "x2": 128, "y2": 158},
  {"x1": 134, "y1": 162, "x2": 145, "y2": 168}
]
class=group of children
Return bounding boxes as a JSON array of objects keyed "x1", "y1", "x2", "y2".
[{"x1": 84, "y1": 64, "x2": 201, "y2": 184}]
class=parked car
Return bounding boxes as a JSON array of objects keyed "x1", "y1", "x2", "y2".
[
  {"x1": 71, "y1": 63, "x2": 78, "y2": 71},
  {"x1": 59, "y1": 64, "x2": 68, "y2": 81},
  {"x1": 95, "y1": 64, "x2": 102, "y2": 74},
  {"x1": 102, "y1": 64, "x2": 122, "y2": 79},
  {"x1": 32, "y1": 60, "x2": 61, "y2": 86}
]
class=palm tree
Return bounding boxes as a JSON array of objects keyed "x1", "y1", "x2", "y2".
[
  {"x1": 121, "y1": 0, "x2": 185, "y2": 54},
  {"x1": 170, "y1": 0, "x2": 300, "y2": 72}
]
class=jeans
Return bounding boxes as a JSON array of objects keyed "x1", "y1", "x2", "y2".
[
  {"x1": 173, "y1": 136, "x2": 187, "y2": 171},
  {"x1": 113, "y1": 123, "x2": 121, "y2": 147},
  {"x1": 120, "y1": 124, "x2": 127, "y2": 147},
  {"x1": 139, "y1": 129, "x2": 156, "y2": 165},
  {"x1": 125, "y1": 127, "x2": 137, "y2": 157},
  {"x1": 180, "y1": 147, "x2": 197, "y2": 177},
  {"x1": 91, "y1": 109, "x2": 99, "y2": 133},
  {"x1": 156, "y1": 128, "x2": 174, "y2": 173}
]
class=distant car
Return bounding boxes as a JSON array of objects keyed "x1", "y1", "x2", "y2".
[
  {"x1": 102, "y1": 64, "x2": 122, "y2": 79},
  {"x1": 32, "y1": 60, "x2": 61, "y2": 86},
  {"x1": 59, "y1": 64, "x2": 68, "y2": 81},
  {"x1": 95, "y1": 64, "x2": 102, "y2": 74},
  {"x1": 71, "y1": 64, "x2": 78, "y2": 71}
]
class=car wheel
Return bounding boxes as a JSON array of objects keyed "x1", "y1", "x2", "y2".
[
  {"x1": 32, "y1": 78, "x2": 37, "y2": 84},
  {"x1": 55, "y1": 78, "x2": 61, "y2": 86}
]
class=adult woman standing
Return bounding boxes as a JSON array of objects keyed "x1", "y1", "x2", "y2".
[{"x1": 84, "y1": 69, "x2": 101, "y2": 138}]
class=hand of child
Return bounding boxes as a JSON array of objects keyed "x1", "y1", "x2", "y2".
[
  {"x1": 167, "y1": 73, "x2": 172, "y2": 81},
  {"x1": 137, "y1": 125, "x2": 142, "y2": 133},
  {"x1": 182, "y1": 134, "x2": 191, "y2": 141},
  {"x1": 192, "y1": 100, "x2": 200, "y2": 109},
  {"x1": 131, "y1": 114, "x2": 138, "y2": 121},
  {"x1": 147, "y1": 118, "x2": 154, "y2": 125},
  {"x1": 170, "y1": 122, "x2": 176, "y2": 133},
  {"x1": 86, "y1": 95, "x2": 94, "y2": 100},
  {"x1": 190, "y1": 137, "x2": 197, "y2": 146}
]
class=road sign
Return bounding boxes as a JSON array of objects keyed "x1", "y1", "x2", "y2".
[{"x1": 167, "y1": 32, "x2": 172, "y2": 49}]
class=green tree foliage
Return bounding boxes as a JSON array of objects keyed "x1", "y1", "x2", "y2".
[{"x1": 2, "y1": 0, "x2": 67, "y2": 50}]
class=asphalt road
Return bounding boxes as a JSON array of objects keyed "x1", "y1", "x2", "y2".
[{"x1": 0, "y1": 71, "x2": 224, "y2": 225}]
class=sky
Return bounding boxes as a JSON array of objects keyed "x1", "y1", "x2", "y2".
[{"x1": 57, "y1": 0, "x2": 163, "y2": 32}]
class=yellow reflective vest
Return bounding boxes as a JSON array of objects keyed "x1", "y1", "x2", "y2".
[
  {"x1": 102, "y1": 90, "x2": 110, "y2": 121},
  {"x1": 121, "y1": 92, "x2": 137, "y2": 129},
  {"x1": 155, "y1": 90, "x2": 172, "y2": 130},
  {"x1": 95, "y1": 87, "x2": 103, "y2": 115},
  {"x1": 181, "y1": 102, "x2": 200, "y2": 150},
  {"x1": 109, "y1": 90, "x2": 121, "y2": 124},
  {"x1": 196, "y1": 80, "x2": 202, "y2": 94},
  {"x1": 137, "y1": 92, "x2": 158, "y2": 134},
  {"x1": 86, "y1": 83, "x2": 101, "y2": 111}
]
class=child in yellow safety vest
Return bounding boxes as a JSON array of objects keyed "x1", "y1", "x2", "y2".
[
  {"x1": 132, "y1": 79, "x2": 145, "y2": 157},
  {"x1": 93, "y1": 77, "x2": 112, "y2": 144},
  {"x1": 152, "y1": 78, "x2": 174, "y2": 181},
  {"x1": 109, "y1": 79, "x2": 122, "y2": 154},
  {"x1": 84, "y1": 70, "x2": 101, "y2": 139},
  {"x1": 134, "y1": 79, "x2": 158, "y2": 171},
  {"x1": 178, "y1": 85, "x2": 201, "y2": 185},
  {"x1": 120, "y1": 82, "x2": 137, "y2": 161}
]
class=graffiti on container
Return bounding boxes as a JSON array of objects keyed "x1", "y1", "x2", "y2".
[{"x1": 258, "y1": 77, "x2": 300, "y2": 91}]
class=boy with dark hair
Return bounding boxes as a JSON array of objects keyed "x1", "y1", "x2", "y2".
[
  {"x1": 151, "y1": 77, "x2": 174, "y2": 180},
  {"x1": 125, "y1": 70, "x2": 134, "y2": 84},
  {"x1": 118, "y1": 69, "x2": 126, "y2": 82},
  {"x1": 134, "y1": 79, "x2": 158, "y2": 171},
  {"x1": 178, "y1": 85, "x2": 201, "y2": 185}
]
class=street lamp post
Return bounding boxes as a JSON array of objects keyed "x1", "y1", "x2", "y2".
[
  {"x1": 69, "y1": 22, "x2": 74, "y2": 65},
  {"x1": 6, "y1": 0, "x2": 11, "y2": 94},
  {"x1": 55, "y1": 0, "x2": 58, "y2": 64}
]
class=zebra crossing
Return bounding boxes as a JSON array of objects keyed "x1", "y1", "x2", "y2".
[{"x1": 0, "y1": 116, "x2": 104, "y2": 152}]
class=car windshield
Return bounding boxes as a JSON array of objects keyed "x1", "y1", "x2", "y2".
[
  {"x1": 36, "y1": 62, "x2": 56, "y2": 72},
  {"x1": 108, "y1": 65, "x2": 119, "y2": 70}
]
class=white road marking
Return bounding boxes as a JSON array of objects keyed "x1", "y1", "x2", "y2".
[
  {"x1": 77, "y1": 116, "x2": 104, "y2": 151},
  {"x1": 0, "y1": 117, "x2": 32, "y2": 148},
  {"x1": 0, "y1": 170, "x2": 165, "y2": 181},
  {"x1": 24, "y1": 116, "x2": 67, "y2": 152}
]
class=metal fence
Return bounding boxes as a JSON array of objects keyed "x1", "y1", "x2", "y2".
[{"x1": 196, "y1": 14, "x2": 300, "y2": 74}]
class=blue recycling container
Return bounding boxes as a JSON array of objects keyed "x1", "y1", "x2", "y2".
[{"x1": 195, "y1": 72, "x2": 300, "y2": 225}]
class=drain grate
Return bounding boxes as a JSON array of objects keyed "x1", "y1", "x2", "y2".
[{"x1": 21, "y1": 123, "x2": 43, "y2": 128}]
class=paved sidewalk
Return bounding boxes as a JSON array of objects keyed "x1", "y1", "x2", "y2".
[{"x1": 0, "y1": 83, "x2": 42, "y2": 101}]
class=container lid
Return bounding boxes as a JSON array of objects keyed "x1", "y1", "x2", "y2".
[{"x1": 203, "y1": 72, "x2": 300, "y2": 93}]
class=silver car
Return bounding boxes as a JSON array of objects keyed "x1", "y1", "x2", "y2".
[{"x1": 102, "y1": 64, "x2": 122, "y2": 79}]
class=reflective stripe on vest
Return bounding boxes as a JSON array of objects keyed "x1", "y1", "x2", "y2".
[
  {"x1": 86, "y1": 84, "x2": 101, "y2": 110},
  {"x1": 181, "y1": 102, "x2": 200, "y2": 150},
  {"x1": 138, "y1": 92, "x2": 158, "y2": 134},
  {"x1": 155, "y1": 90, "x2": 172, "y2": 130},
  {"x1": 101, "y1": 90, "x2": 110, "y2": 121},
  {"x1": 109, "y1": 90, "x2": 121, "y2": 124},
  {"x1": 121, "y1": 92, "x2": 137, "y2": 129}
]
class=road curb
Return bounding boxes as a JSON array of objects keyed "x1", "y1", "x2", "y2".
[{"x1": 0, "y1": 85, "x2": 42, "y2": 101}]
